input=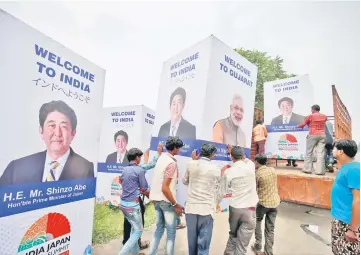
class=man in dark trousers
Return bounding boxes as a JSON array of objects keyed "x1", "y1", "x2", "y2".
[
  {"x1": 325, "y1": 121, "x2": 335, "y2": 172},
  {"x1": 286, "y1": 159, "x2": 298, "y2": 167},
  {"x1": 252, "y1": 154, "x2": 280, "y2": 255}
]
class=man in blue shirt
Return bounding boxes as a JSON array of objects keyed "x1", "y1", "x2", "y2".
[
  {"x1": 118, "y1": 148, "x2": 149, "y2": 255},
  {"x1": 122, "y1": 144, "x2": 163, "y2": 250},
  {"x1": 331, "y1": 139, "x2": 360, "y2": 255}
]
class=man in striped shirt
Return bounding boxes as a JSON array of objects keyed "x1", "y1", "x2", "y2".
[
  {"x1": 297, "y1": 104, "x2": 328, "y2": 175},
  {"x1": 252, "y1": 154, "x2": 280, "y2": 255}
]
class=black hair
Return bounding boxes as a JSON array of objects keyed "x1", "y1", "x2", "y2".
[
  {"x1": 114, "y1": 130, "x2": 129, "y2": 143},
  {"x1": 169, "y1": 87, "x2": 186, "y2": 106},
  {"x1": 165, "y1": 136, "x2": 184, "y2": 151},
  {"x1": 39, "y1": 100, "x2": 77, "y2": 131},
  {"x1": 335, "y1": 139, "x2": 358, "y2": 158},
  {"x1": 127, "y1": 148, "x2": 143, "y2": 161},
  {"x1": 255, "y1": 154, "x2": 268, "y2": 165},
  {"x1": 200, "y1": 142, "x2": 217, "y2": 158},
  {"x1": 311, "y1": 105, "x2": 320, "y2": 111},
  {"x1": 278, "y1": 97, "x2": 294, "y2": 108},
  {"x1": 231, "y1": 146, "x2": 244, "y2": 160},
  {"x1": 255, "y1": 119, "x2": 263, "y2": 125}
]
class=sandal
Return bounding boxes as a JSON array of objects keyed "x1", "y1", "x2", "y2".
[
  {"x1": 251, "y1": 244, "x2": 263, "y2": 255},
  {"x1": 139, "y1": 240, "x2": 150, "y2": 250},
  {"x1": 176, "y1": 223, "x2": 186, "y2": 229}
]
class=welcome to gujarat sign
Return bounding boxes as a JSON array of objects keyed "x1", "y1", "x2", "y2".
[
  {"x1": 263, "y1": 75, "x2": 314, "y2": 159},
  {"x1": 146, "y1": 35, "x2": 257, "y2": 211},
  {"x1": 0, "y1": 10, "x2": 105, "y2": 255}
]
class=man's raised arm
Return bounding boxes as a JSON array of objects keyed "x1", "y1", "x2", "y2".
[
  {"x1": 297, "y1": 115, "x2": 311, "y2": 129},
  {"x1": 140, "y1": 143, "x2": 163, "y2": 171}
]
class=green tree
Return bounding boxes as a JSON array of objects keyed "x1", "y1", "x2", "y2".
[{"x1": 234, "y1": 48, "x2": 295, "y2": 110}]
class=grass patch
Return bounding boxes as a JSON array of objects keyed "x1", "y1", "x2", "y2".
[
  {"x1": 92, "y1": 202, "x2": 156, "y2": 245},
  {"x1": 144, "y1": 202, "x2": 156, "y2": 229}
]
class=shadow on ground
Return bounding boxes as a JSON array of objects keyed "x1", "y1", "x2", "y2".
[{"x1": 92, "y1": 202, "x2": 333, "y2": 255}]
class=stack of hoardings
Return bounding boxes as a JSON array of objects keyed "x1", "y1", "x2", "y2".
[
  {"x1": 96, "y1": 106, "x2": 155, "y2": 207},
  {"x1": 147, "y1": 35, "x2": 258, "y2": 211},
  {"x1": 263, "y1": 75, "x2": 314, "y2": 160}
]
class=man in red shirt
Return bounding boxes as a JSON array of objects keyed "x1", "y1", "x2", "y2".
[{"x1": 297, "y1": 105, "x2": 328, "y2": 175}]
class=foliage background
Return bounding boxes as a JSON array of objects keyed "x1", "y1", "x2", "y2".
[{"x1": 235, "y1": 48, "x2": 295, "y2": 110}]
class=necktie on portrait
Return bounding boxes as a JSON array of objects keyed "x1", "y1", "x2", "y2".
[
  {"x1": 46, "y1": 161, "x2": 59, "y2": 182},
  {"x1": 284, "y1": 117, "x2": 289, "y2": 124},
  {"x1": 171, "y1": 126, "x2": 176, "y2": 136},
  {"x1": 118, "y1": 156, "x2": 122, "y2": 163}
]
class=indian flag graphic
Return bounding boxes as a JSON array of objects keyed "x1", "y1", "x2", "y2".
[{"x1": 108, "y1": 176, "x2": 122, "y2": 206}]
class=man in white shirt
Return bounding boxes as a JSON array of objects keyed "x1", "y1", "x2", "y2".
[
  {"x1": 148, "y1": 137, "x2": 185, "y2": 255},
  {"x1": 221, "y1": 146, "x2": 259, "y2": 255},
  {"x1": 183, "y1": 142, "x2": 228, "y2": 255}
]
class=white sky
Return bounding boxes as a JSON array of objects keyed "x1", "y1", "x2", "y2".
[{"x1": 1, "y1": 1, "x2": 359, "y2": 141}]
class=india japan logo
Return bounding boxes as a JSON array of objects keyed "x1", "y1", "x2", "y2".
[
  {"x1": 278, "y1": 134, "x2": 298, "y2": 151},
  {"x1": 18, "y1": 213, "x2": 71, "y2": 255},
  {"x1": 109, "y1": 176, "x2": 122, "y2": 206}
]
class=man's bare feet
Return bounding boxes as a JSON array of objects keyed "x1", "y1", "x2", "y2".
[{"x1": 327, "y1": 164, "x2": 334, "y2": 172}]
